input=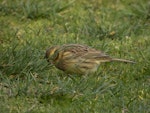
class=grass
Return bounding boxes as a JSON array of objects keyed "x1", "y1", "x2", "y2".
[{"x1": 0, "y1": 0, "x2": 150, "y2": 113}]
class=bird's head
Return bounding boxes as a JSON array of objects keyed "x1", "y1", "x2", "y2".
[{"x1": 45, "y1": 46, "x2": 60, "y2": 63}]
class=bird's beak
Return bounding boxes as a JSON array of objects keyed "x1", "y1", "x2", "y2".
[{"x1": 44, "y1": 56, "x2": 53, "y2": 66}]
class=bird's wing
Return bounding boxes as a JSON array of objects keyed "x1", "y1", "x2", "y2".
[
  {"x1": 58, "y1": 44, "x2": 111, "y2": 60},
  {"x1": 82, "y1": 52, "x2": 110, "y2": 59},
  {"x1": 56, "y1": 44, "x2": 91, "y2": 58},
  {"x1": 82, "y1": 52, "x2": 113, "y2": 63}
]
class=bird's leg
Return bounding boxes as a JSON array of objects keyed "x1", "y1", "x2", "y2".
[{"x1": 67, "y1": 74, "x2": 78, "y2": 82}]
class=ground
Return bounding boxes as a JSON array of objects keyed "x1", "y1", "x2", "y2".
[{"x1": 0, "y1": 0, "x2": 150, "y2": 113}]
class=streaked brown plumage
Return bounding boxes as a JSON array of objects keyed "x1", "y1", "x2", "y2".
[{"x1": 45, "y1": 44, "x2": 135, "y2": 75}]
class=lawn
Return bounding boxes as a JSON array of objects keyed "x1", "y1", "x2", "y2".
[{"x1": 0, "y1": 0, "x2": 150, "y2": 113}]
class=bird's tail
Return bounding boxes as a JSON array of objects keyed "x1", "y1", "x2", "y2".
[{"x1": 111, "y1": 58, "x2": 136, "y2": 63}]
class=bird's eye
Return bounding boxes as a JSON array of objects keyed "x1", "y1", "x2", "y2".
[{"x1": 51, "y1": 51, "x2": 58, "y2": 60}]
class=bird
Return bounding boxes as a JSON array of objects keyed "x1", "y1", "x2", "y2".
[{"x1": 45, "y1": 44, "x2": 135, "y2": 75}]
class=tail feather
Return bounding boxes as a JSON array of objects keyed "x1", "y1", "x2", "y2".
[{"x1": 111, "y1": 58, "x2": 136, "y2": 64}]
